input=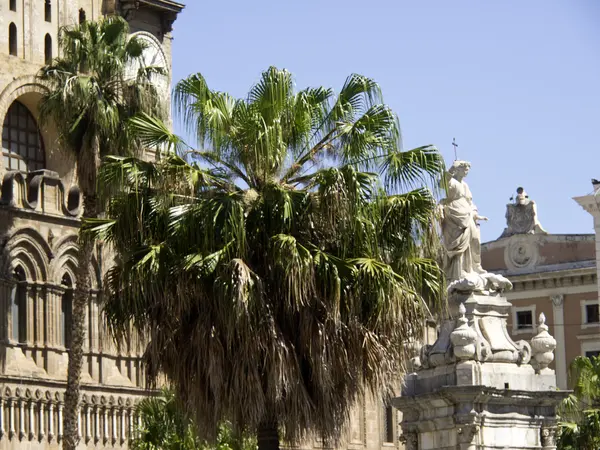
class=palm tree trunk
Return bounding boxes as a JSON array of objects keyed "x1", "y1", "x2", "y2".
[
  {"x1": 63, "y1": 233, "x2": 94, "y2": 449},
  {"x1": 63, "y1": 139, "x2": 100, "y2": 450},
  {"x1": 257, "y1": 421, "x2": 280, "y2": 450}
]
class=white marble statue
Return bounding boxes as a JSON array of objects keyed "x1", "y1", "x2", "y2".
[{"x1": 440, "y1": 161, "x2": 511, "y2": 294}]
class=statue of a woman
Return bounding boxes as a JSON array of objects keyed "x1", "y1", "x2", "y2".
[{"x1": 440, "y1": 161, "x2": 488, "y2": 283}]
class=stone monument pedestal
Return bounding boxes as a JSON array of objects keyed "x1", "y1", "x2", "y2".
[{"x1": 393, "y1": 292, "x2": 568, "y2": 450}]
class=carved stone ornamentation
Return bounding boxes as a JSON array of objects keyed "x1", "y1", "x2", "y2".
[
  {"x1": 540, "y1": 425, "x2": 557, "y2": 447},
  {"x1": 457, "y1": 424, "x2": 479, "y2": 444},
  {"x1": 450, "y1": 303, "x2": 478, "y2": 360},
  {"x1": 507, "y1": 239, "x2": 539, "y2": 269},
  {"x1": 400, "y1": 431, "x2": 418, "y2": 450},
  {"x1": 500, "y1": 187, "x2": 547, "y2": 238},
  {"x1": 551, "y1": 294, "x2": 564, "y2": 307},
  {"x1": 394, "y1": 168, "x2": 567, "y2": 450},
  {"x1": 531, "y1": 313, "x2": 557, "y2": 372}
]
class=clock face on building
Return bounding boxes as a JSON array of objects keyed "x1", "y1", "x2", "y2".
[{"x1": 126, "y1": 32, "x2": 169, "y2": 96}]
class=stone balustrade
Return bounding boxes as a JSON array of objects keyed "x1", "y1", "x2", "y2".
[
  {"x1": 0, "y1": 378, "x2": 145, "y2": 448},
  {"x1": 0, "y1": 169, "x2": 80, "y2": 218}
]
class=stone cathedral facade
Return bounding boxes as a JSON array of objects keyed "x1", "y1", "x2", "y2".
[{"x1": 0, "y1": 1, "x2": 183, "y2": 448}]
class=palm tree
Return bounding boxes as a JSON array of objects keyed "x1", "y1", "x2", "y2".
[
  {"x1": 85, "y1": 67, "x2": 445, "y2": 450},
  {"x1": 37, "y1": 17, "x2": 163, "y2": 450},
  {"x1": 558, "y1": 355, "x2": 600, "y2": 450}
]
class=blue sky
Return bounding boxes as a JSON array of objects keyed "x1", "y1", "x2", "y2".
[{"x1": 170, "y1": 0, "x2": 600, "y2": 243}]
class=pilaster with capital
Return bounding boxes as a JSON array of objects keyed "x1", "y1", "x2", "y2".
[{"x1": 550, "y1": 294, "x2": 567, "y2": 388}]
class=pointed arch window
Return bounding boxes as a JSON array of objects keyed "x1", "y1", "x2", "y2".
[
  {"x1": 2, "y1": 101, "x2": 45, "y2": 172},
  {"x1": 9, "y1": 0, "x2": 16, "y2": 11},
  {"x1": 44, "y1": 34, "x2": 52, "y2": 63},
  {"x1": 79, "y1": 8, "x2": 86, "y2": 24},
  {"x1": 9, "y1": 22, "x2": 17, "y2": 56},
  {"x1": 44, "y1": 0, "x2": 51, "y2": 22},
  {"x1": 61, "y1": 274, "x2": 73, "y2": 349},
  {"x1": 11, "y1": 266, "x2": 27, "y2": 343}
]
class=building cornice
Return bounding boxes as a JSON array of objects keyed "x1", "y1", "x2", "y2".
[
  {"x1": 138, "y1": 0, "x2": 185, "y2": 12},
  {"x1": 573, "y1": 194, "x2": 600, "y2": 216},
  {"x1": 120, "y1": 0, "x2": 185, "y2": 34},
  {"x1": 482, "y1": 233, "x2": 595, "y2": 250},
  {"x1": 503, "y1": 266, "x2": 597, "y2": 299}
]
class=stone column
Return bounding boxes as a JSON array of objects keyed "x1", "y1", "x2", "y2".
[
  {"x1": 33, "y1": 284, "x2": 45, "y2": 367},
  {"x1": 45, "y1": 285, "x2": 64, "y2": 377},
  {"x1": 551, "y1": 294, "x2": 567, "y2": 389},
  {"x1": 25, "y1": 284, "x2": 35, "y2": 346},
  {"x1": 46, "y1": 285, "x2": 64, "y2": 348},
  {"x1": 0, "y1": 278, "x2": 13, "y2": 343}
]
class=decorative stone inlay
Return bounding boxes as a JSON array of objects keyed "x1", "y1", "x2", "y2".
[{"x1": 531, "y1": 313, "x2": 557, "y2": 372}]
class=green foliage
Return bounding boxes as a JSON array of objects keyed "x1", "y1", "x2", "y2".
[
  {"x1": 86, "y1": 67, "x2": 446, "y2": 444},
  {"x1": 132, "y1": 390, "x2": 257, "y2": 450},
  {"x1": 558, "y1": 356, "x2": 600, "y2": 450}
]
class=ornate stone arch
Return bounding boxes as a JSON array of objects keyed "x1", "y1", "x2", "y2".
[
  {"x1": 50, "y1": 239, "x2": 78, "y2": 287},
  {"x1": 51, "y1": 234, "x2": 102, "y2": 289},
  {"x1": 1, "y1": 227, "x2": 51, "y2": 281},
  {"x1": 0, "y1": 75, "x2": 49, "y2": 124}
]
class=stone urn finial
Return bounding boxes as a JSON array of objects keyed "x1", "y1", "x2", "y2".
[
  {"x1": 450, "y1": 303, "x2": 478, "y2": 360},
  {"x1": 530, "y1": 312, "x2": 557, "y2": 371}
]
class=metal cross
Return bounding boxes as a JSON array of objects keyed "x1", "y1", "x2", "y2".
[{"x1": 452, "y1": 138, "x2": 458, "y2": 160}]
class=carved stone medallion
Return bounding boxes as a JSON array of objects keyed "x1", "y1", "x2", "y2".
[{"x1": 507, "y1": 238, "x2": 538, "y2": 269}]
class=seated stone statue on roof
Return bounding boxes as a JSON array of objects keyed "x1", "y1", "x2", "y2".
[{"x1": 500, "y1": 186, "x2": 547, "y2": 238}]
